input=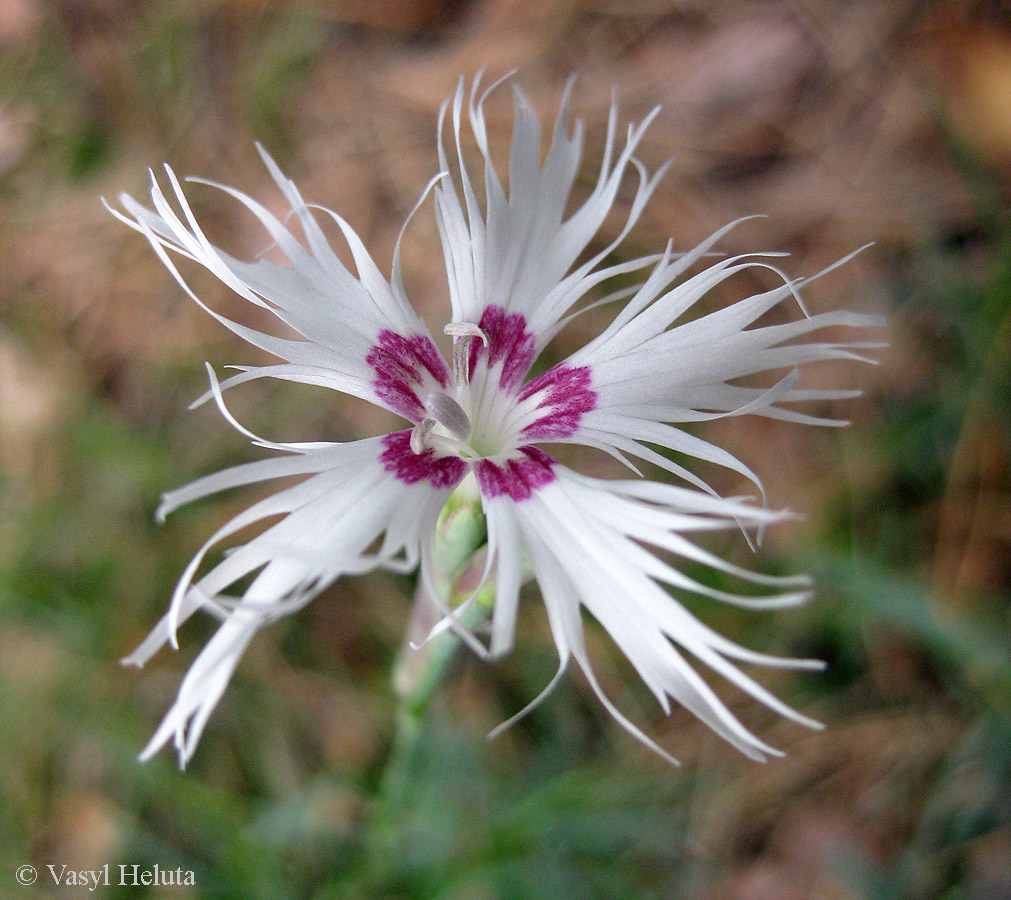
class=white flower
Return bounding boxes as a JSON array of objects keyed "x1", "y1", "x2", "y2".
[{"x1": 111, "y1": 74, "x2": 879, "y2": 767}]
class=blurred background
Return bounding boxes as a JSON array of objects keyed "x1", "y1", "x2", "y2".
[{"x1": 2, "y1": 0, "x2": 1010, "y2": 898}]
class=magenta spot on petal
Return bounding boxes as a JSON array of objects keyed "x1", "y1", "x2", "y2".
[
  {"x1": 380, "y1": 431, "x2": 467, "y2": 489},
  {"x1": 518, "y1": 365, "x2": 597, "y2": 440},
  {"x1": 367, "y1": 331, "x2": 451, "y2": 421},
  {"x1": 475, "y1": 446, "x2": 556, "y2": 501},
  {"x1": 468, "y1": 305, "x2": 536, "y2": 393}
]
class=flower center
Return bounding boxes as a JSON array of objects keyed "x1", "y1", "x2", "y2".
[
  {"x1": 410, "y1": 390, "x2": 474, "y2": 455},
  {"x1": 410, "y1": 321, "x2": 488, "y2": 457},
  {"x1": 369, "y1": 309, "x2": 596, "y2": 497}
]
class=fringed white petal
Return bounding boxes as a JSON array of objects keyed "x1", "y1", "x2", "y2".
[
  {"x1": 481, "y1": 466, "x2": 823, "y2": 763},
  {"x1": 108, "y1": 150, "x2": 443, "y2": 419},
  {"x1": 545, "y1": 235, "x2": 884, "y2": 484},
  {"x1": 434, "y1": 73, "x2": 665, "y2": 344},
  {"x1": 126, "y1": 435, "x2": 460, "y2": 767}
]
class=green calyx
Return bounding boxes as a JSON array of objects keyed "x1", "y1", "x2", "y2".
[{"x1": 432, "y1": 474, "x2": 494, "y2": 610}]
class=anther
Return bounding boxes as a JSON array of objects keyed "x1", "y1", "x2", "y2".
[
  {"x1": 444, "y1": 322, "x2": 488, "y2": 386},
  {"x1": 410, "y1": 392, "x2": 473, "y2": 455},
  {"x1": 410, "y1": 418, "x2": 435, "y2": 454},
  {"x1": 424, "y1": 392, "x2": 472, "y2": 441}
]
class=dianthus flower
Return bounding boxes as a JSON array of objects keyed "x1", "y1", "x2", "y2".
[{"x1": 111, "y1": 75, "x2": 877, "y2": 766}]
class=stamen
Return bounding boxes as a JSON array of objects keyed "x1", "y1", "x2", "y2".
[
  {"x1": 410, "y1": 392, "x2": 473, "y2": 455},
  {"x1": 424, "y1": 392, "x2": 472, "y2": 440},
  {"x1": 410, "y1": 418, "x2": 435, "y2": 454},
  {"x1": 444, "y1": 322, "x2": 488, "y2": 385}
]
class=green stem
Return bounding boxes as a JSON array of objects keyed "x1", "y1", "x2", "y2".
[
  {"x1": 365, "y1": 591, "x2": 487, "y2": 874},
  {"x1": 380, "y1": 593, "x2": 464, "y2": 809},
  {"x1": 363, "y1": 478, "x2": 490, "y2": 874}
]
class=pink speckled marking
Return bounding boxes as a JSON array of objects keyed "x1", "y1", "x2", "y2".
[
  {"x1": 518, "y1": 364, "x2": 596, "y2": 440},
  {"x1": 367, "y1": 331, "x2": 451, "y2": 421},
  {"x1": 475, "y1": 446, "x2": 556, "y2": 501},
  {"x1": 468, "y1": 305, "x2": 536, "y2": 393},
  {"x1": 380, "y1": 431, "x2": 468, "y2": 488}
]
